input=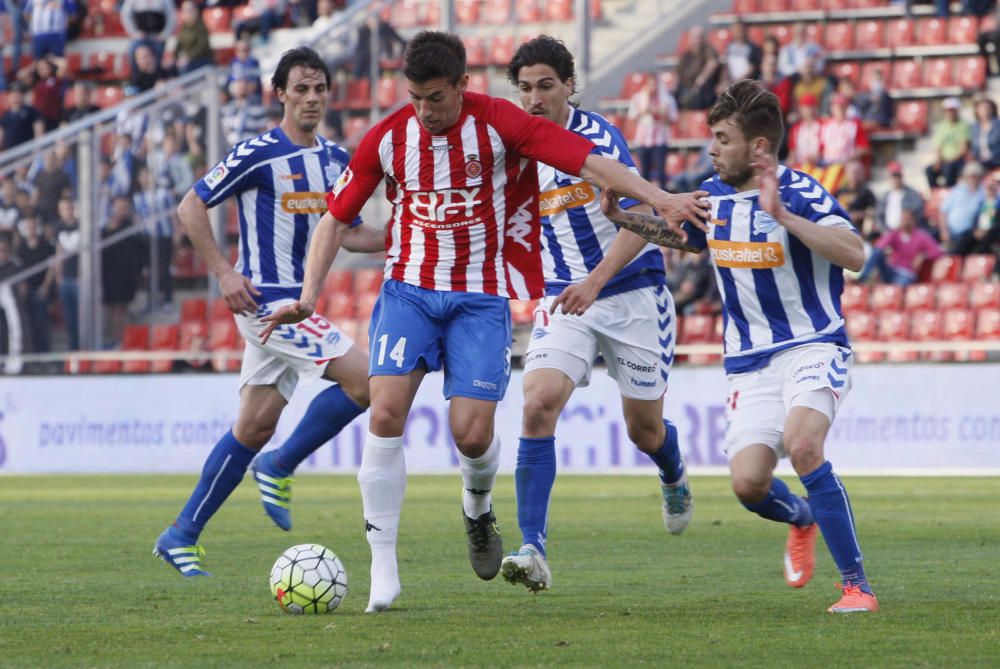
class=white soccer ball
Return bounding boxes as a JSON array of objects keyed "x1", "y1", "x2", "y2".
[{"x1": 269, "y1": 544, "x2": 347, "y2": 614}]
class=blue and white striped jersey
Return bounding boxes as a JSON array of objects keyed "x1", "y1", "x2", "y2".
[
  {"x1": 194, "y1": 127, "x2": 358, "y2": 301},
  {"x1": 24, "y1": 0, "x2": 74, "y2": 35},
  {"x1": 684, "y1": 166, "x2": 856, "y2": 374},
  {"x1": 537, "y1": 106, "x2": 665, "y2": 299}
]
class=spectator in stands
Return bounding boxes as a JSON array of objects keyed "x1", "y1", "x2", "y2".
[
  {"x1": 926, "y1": 97, "x2": 971, "y2": 188},
  {"x1": 667, "y1": 144, "x2": 714, "y2": 193},
  {"x1": 128, "y1": 43, "x2": 174, "y2": 95},
  {"x1": 133, "y1": 166, "x2": 176, "y2": 307},
  {"x1": 940, "y1": 161, "x2": 987, "y2": 253},
  {"x1": 32, "y1": 149, "x2": 72, "y2": 226},
  {"x1": 310, "y1": 0, "x2": 338, "y2": 37},
  {"x1": 289, "y1": 0, "x2": 318, "y2": 26},
  {"x1": 148, "y1": 132, "x2": 195, "y2": 200},
  {"x1": 971, "y1": 97, "x2": 1000, "y2": 170},
  {"x1": 0, "y1": 0, "x2": 26, "y2": 92},
  {"x1": 787, "y1": 93, "x2": 822, "y2": 166},
  {"x1": 820, "y1": 93, "x2": 870, "y2": 166},
  {"x1": 351, "y1": 14, "x2": 408, "y2": 81},
  {"x1": 626, "y1": 73, "x2": 677, "y2": 190},
  {"x1": 792, "y1": 56, "x2": 831, "y2": 117},
  {"x1": 675, "y1": 25, "x2": 720, "y2": 111},
  {"x1": 778, "y1": 22, "x2": 823, "y2": 79},
  {"x1": 0, "y1": 178, "x2": 19, "y2": 235},
  {"x1": 978, "y1": 3, "x2": 1000, "y2": 76},
  {"x1": 101, "y1": 196, "x2": 142, "y2": 347},
  {"x1": 953, "y1": 173, "x2": 1000, "y2": 255},
  {"x1": 721, "y1": 19, "x2": 762, "y2": 84},
  {"x1": 174, "y1": 0, "x2": 215, "y2": 75},
  {"x1": 62, "y1": 81, "x2": 99, "y2": 125},
  {"x1": 54, "y1": 195, "x2": 80, "y2": 350},
  {"x1": 0, "y1": 83, "x2": 44, "y2": 150},
  {"x1": 121, "y1": 0, "x2": 176, "y2": 69},
  {"x1": 669, "y1": 251, "x2": 719, "y2": 315},
  {"x1": 876, "y1": 161, "x2": 927, "y2": 234},
  {"x1": 23, "y1": 0, "x2": 74, "y2": 59},
  {"x1": 234, "y1": 0, "x2": 287, "y2": 45},
  {"x1": 220, "y1": 77, "x2": 268, "y2": 148},
  {"x1": 0, "y1": 232, "x2": 23, "y2": 372},
  {"x1": 858, "y1": 206, "x2": 942, "y2": 286},
  {"x1": 759, "y1": 53, "x2": 793, "y2": 118},
  {"x1": 227, "y1": 39, "x2": 263, "y2": 100},
  {"x1": 835, "y1": 159, "x2": 876, "y2": 236},
  {"x1": 15, "y1": 212, "x2": 54, "y2": 354},
  {"x1": 19, "y1": 55, "x2": 67, "y2": 131},
  {"x1": 852, "y1": 68, "x2": 893, "y2": 130}
]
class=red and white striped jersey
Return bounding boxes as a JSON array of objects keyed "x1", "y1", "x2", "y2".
[
  {"x1": 820, "y1": 117, "x2": 869, "y2": 165},
  {"x1": 327, "y1": 92, "x2": 595, "y2": 298}
]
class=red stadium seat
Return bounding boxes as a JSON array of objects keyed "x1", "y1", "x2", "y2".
[
  {"x1": 831, "y1": 62, "x2": 860, "y2": 87},
  {"x1": 854, "y1": 20, "x2": 885, "y2": 50},
  {"x1": 924, "y1": 187, "x2": 948, "y2": 225},
  {"x1": 95, "y1": 85, "x2": 124, "y2": 109},
  {"x1": 323, "y1": 269, "x2": 353, "y2": 296},
  {"x1": 967, "y1": 307, "x2": 1000, "y2": 361},
  {"x1": 619, "y1": 72, "x2": 646, "y2": 99},
  {"x1": 321, "y1": 293, "x2": 355, "y2": 321},
  {"x1": 515, "y1": 0, "x2": 542, "y2": 22},
  {"x1": 706, "y1": 28, "x2": 731, "y2": 55},
  {"x1": 930, "y1": 254, "x2": 962, "y2": 283},
  {"x1": 824, "y1": 22, "x2": 855, "y2": 51},
  {"x1": 757, "y1": 0, "x2": 789, "y2": 12},
  {"x1": 491, "y1": 35, "x2": 515, "y2": 66},
  {"x1": 903, "y1": 284, "x2": 935, "y2": 311},
  {"x1": 955, "y1": 56, "x2": 986, "y2": 90},
  {"x1": 923, "y1": 58, "x2": 953, "y2": 88},
  {"x1": 545, "y1": 0, "x2": 573, "y2": 21},
  {"x1": 149, "y1": 324, "x2": 181, "y2": 373},
  {"x1": 483, "y1": 0, "x2": 511, "y2": 24},
  {"x1": 733, "y1": 0, "x2": 758, "y2": 12},
  {"x1": 917, "y1": 17, "x2": 947, "y2": 46},
  {"x1": 969, "y1": 282, "x2": 1000, "y2": 309},
  {"x1": 895, "y1": 100, "x2": 929, "y2": 134},
  {"x1": 455, "y1": 0, "x2": 479, "y2": 24},
  {"x1": 343, "y1": 116, "x2": 369, "y2": 145},
  {"x1": 886, "y1": 18, "x2": 915, "y2": 47},
  {"x1": 948, "y1": 16, "x2": 980, "y2": 45},
  {"x1": 179, "y1": 321, "x2": 209, "y2": 369},
  {"x1": 376, "y1": 76, "x2": 400, "y2": 108},
  {"x1": 209, "y1": 298, "x2": 231, "y2": 323},
  {"x1": 910, "y1": 309, "x2": 942, "y2": 340},
  {"x1": 961, "y1": 254, "x2": 997, "y2": 282},
  {"x1": 510, "y1": 300, "x2": 536, "y2": 325},
  {"x1": 891, "y1": 60, "x2": 921, "y2": 90},
  {"x1": 841, "y1": 283, "x2": 869, "y2": 312},
  {"x1": 389, "y1": 0, "x2": 421, "y2": 27},
  {"x1": 209, "y1": 319, "x2": 242, "y2": 372},
  {"x1": 202, "y1": 7, "x2": 231, "y2": 34},
  {"x1": 789, "y1": 0, "x2": 820, "y2": 10},
  {"x1": 942, "y1": 308, "x2": 975, "y2": 339},
  {"x1": 465, "y1": 36, "x2": 489, "y2": 67},
  {"x1": 666, "y1": 152, "x2": 685, "y2": 178},
  {"x1": 343, "y1": 78, "x2": 371, "y2": 110},
  {"x1": 860, "y1": 61, "x2": 891, "y2": 91},
  {"x1": 355, "y1": 291, "x2": 379, "y2": 321},
  {"x1": 467, "y1": 72, "x2": 489, "y2": 94},
  {"x1": 181, "y1": 298, "x2": 208, "y2": 323},
  {"x1": 354, "y1": 267, "x2": 384, "y2": 296},
  {"x1": 680, "y1": 314, "x2": 715, "y2": 343},
  {"x1": 846, "y1": 311, "x2": 882, "y2": 363},
  {"x1": 121, "y1": 324, "x2": 153, "y2": 373},
  {"x1": 871, "y1": 283, "x2": 904, "y2": 311},
  {"x1": 680, "y1": 110, "x2": 710, "y2": 139},
  {"x1": 877, "y1": 310, "x2": 909, "y2": 340},
  {"x1": 936, "y1": 282, "x2": 969, "y2": 309}
]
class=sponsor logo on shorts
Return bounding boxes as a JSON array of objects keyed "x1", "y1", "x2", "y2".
[
  {"x1": 616, "y1": 356, "x2": 657, "y2": 374},
  {"x1": 473, "y1": 379, "x2": 498, "y2": 391},
  {"x1": 525, "y1": 351, "x2": 548, "y2": 363},
  {"x1": 281, "y1": 192, "x2": 328, "y2": 214},
  {"x1": 630, "y1": 378, "x2": 657, "y2": 387},
  {"x1": 539, "y1": 183, "x2": 596, "y2": 216},
  {"x1": 797, "y1": 375, "x2": 820, "y2": 383},
  {"x1": 531, "y1": 328, "x2": 549, "y2": 340},
  {"x1": 795, "y1": 362, "x2": 824, "y2": 374},
  {"x1": 707, "y1": 240, "x2": 784, "y2": 269}
]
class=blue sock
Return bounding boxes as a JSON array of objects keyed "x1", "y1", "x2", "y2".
[
  {"x1": 801, "y1": 461, "x2": 870, "y2": 593},
  {"x1": 742, "y1": 477, "x2": 814, "y2": 527},
  {"x1": 515, "y1": 436, "x2": 556, "y2": 557},
  {"x1": 268, "y1": 385, "x2": 365, "y2": 476},
  {"x1": 175, "y1": 430, "x2": 256, "y2": 541},
  {"x1": 647, "y1": 419, "x2": 684, "y2": 484}
]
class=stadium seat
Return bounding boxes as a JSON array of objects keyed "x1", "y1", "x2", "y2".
[
  {"x1": 923, "y1": 57, "x2": 953, "y2": 88},
  {"x1": 455, "y1": 0, "x2": 479, "y2": 24},
  {"x1": 465, "y1": 36, "x2": 489, "y2": 67},
  {"x1": 680, "y1": 313, "x2": 715, "y2": 343},
  {"x1": 355, "y1": 291, "x2": 379, "y2": 321},
  {"x1": 545, "y1": 0, "x2": 573, "y2": 21},
  {"x1": 377, "y1": 76, "x2": 400, "y2": 109},
  {"x1": 491, "y1": 35, "x2": 515, "y2": 66},
  {"x1": 904, "y1": 284, "x2": 935, "y2": 311},
  {"x1": 619, "y1": 72, "x2": 646, "y2": 100},
  {"x1": 343, "y1": 116, "x2": 369, "y2": 145},
  {"x1": 855, "y1": 20, "x2": 885, "y2": 50},
  {"x1": 886, "y1": 17, "x2": 915, "y2": 47},
  {"x1": 831, "y1": 62, "x2": 860, "y2": 86},
  {"x1": 483, "y1": 0, "x2": 511, "y2": 24},
  {"x1": 510, "y1": 299, "x2": 535, "y2": 325},
  {"x1": 179, "y1": 321, "x2": 209, "y2": 369},
  {"x1": 955, "y1": 56, "x2": 986, "y2": 90},
  {"x1": 961, "y1": 254, "x2": 996, "y2": 282},
  {"x1": 0, "y1": 91, "x2": 7, "y2": 115},
  {"x1": 120, "y1": 324, "x2": 153, "y2": 373},
  {"x1": 877, "y1": 310, "x2": 912, "y2": 362},
  {"x1": 969, "y1": 282, "x2": 1000, "y2": 309},
  {"x1": 149, "y1": 324, "x2": 181, "y2": 373},
  {"x1": 942, "y1": 308, "x2": 975, "y2": 339},
  {"x1": 515, "y1": 0, "x2": 542, "y2": 22},
  {"x1": 917, "y1": 17, "x2": 947, "y2": 46},
  {"x1": 209, "y1": 298, "x2": 231, "y2": 323},
  {"x1": 936, "y1": 282, "x2": 969, "y2": 309},
  {"x1": 707, "y1": 28, "x2": 731, "y2": 55},
  {"x1": 871, "y1": 283, "x2": 904, "y2": 311},
  {"x1": 758, "y1": 0, "x2": 789, "y2": 12},
  {"x1": 680, "y1": 110, "x2": 711, "y2": 139},
  {"x1": 929, "y1": 254, "x2": 962, "y2": 283},
  {"x1": 824, "y1": 22, "x2": 855, "y2": 51},
  {"x1": 209, "y1": 319, "x2": 242, "y2": 372},
  {"x1": 846, "y1": 311, "x2": 880, "y2": 362},
  {"x1": 389, "y1": 0, "x2": 422, "y2": 27},
  {"x1": 323, "y1": 269, "x2": 353, "y2": 296},
  {"x1": 202, "y1": 7, "x2": 231, "y2": 33},
  {"x1": 343, "y1": 78, "x2": 371, "y2": 110},
  {"x1": 975, "y1": 307, "x2": 1000, "y2": 339},
  {"x1": 910, "y1": 309, "x2": 943, "y2": 361},
  {"x1": 666, "y1": 152, "x2": 685, "y2": 178},
  {"x1": 180, "y1": 298, "x2": 208, "y2": 323},
  {"x1": 891, "y1": 60, "x2": 921, "y2": 90},
  {"x1": 322, "y1": 292, "x2": 355, "y2": 321},
  {"x1": 423, "y1": 0, "x2": 440, "y2": 25},
  {"x1": 948, "y1": 16, "x2": 979, "y2": 45},
  {"x1": 95, "y1": 85, "x2": 124, "y2": 109},
  {"x1": 790, "y1": 0, "x2": 820, "y2": 11},
  {"x1": 860, "y1": 61, "x2": 891, "y2": 91},
  {"x1": 354, "y1": 267, "x2": 384, "y2": 295},
  {"x1": 467, "y1": 73, "x2": 489, "y2": 94},
  {"x1": 841, "y1": 283, "x2": 869, "y2": 312},
  {"x1": 733, "y1": 0, "x2": 758, "y2": 12},
  {"x1": 895, "y1": 100, "x2": 929, "y2": 134}
]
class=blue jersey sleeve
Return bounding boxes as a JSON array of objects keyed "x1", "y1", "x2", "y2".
[
  {"x1": 782, "y1": 170, "x2": 856, "y2": 231},
  {"x1": 194, "y1": 142, "x2": 259, "y2": 208}
]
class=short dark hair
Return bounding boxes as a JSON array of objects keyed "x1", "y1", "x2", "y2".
[
  {"x1": 403, "y1": 31, "x2": 466, "y2": 85},
  {"x1": 271, "y1": 47, "x2": 331, "y2": 92},
  {"x1": 708, "y1": 79, "x2": 784, "y2": 154},
  {"x1": 506, "y1": 35, "x2": 575, "y2": 87}
]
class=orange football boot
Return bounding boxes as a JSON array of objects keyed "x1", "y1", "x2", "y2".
[
  {"x1": 828, "y1": 583, "x2": 879, "y2": 613},
  {"x1": 783, "y1": 523, "x2": 817, "y2": 588}
]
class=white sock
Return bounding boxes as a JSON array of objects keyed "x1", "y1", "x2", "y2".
[
  {"x1": 457, "y1": 434, "x2": 500, "y2": 518},
  {"x1": 357, "y1": 432, "x2": 406, "y2": 613}
]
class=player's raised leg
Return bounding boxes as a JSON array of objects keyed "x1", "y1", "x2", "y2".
[
  {"x1": 785, "y1": 395, "x2": 878, "y2": 613},
  {"x1": 251, "y1": 345, "x2": 370, "y2": 530},
  {"x1": 154, "y1": 384, "x2": 285, "y2": 576}
]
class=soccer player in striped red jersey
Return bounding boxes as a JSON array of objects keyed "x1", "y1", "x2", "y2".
[{"x1": 262, "y1": 31, "x2": 710, "y2": 613}]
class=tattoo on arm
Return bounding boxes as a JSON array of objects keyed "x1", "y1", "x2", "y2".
[{"x1": 607, "y1": 209, "x2": 703, "y2": 253}]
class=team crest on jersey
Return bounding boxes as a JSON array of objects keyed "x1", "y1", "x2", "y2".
[
  {"x1": 333, "y1": 167, "x2": 353, "y2": 196},
  {"x1": 465, "y1": 155, "x2": 483, "y2": 178},
  {"x1": 204, "y1": 163, "x2": 228, "y2": 190},
  {"x1": 324, "y1": 161, "x2": 343, "y2": 187},
  {"x1": 753, "y1": 210, "x2": 780, "y2": 235}
]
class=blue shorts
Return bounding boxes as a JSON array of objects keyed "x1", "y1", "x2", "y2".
[{"x1": 368, "y1": 279, "x2": 512, "y2": 401}]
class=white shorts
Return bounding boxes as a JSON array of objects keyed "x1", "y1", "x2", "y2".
[
  {"x1": 523, "y1": 285, "x2": 675, "y2": 400},
  {"x1": 724, "y1": 342, "x2": 853, "y2": 459},
  {"x1": 236, "y1": 299, "x2": 355, "y2": 401}
]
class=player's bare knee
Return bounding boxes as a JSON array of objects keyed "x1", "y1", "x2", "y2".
[
  {"x1": 368, "y1": 402, "x2": 407, "y2": 437},
  {"x1": 232, "y1": 422, "x2": 274, "y2": 450},
  {"x1": 784, "y1": 433, "x2": 825, "y2": 475},
  {"x1": 731, "y1": 474, "x2": 771, "y2": 504},
  {"x1": 521, "y1": 390, "x2": 561, "y2": 437},
  {"x1": 624, "y1": 414, "x2": 664, "y2": 454}
]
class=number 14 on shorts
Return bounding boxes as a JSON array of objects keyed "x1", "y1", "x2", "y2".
[{"x1": 376, "y1": 335, "x2": 408, "y2": 368}]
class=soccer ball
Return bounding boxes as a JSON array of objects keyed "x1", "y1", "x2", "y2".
[{"x1": 269, "y1": 544, "x2": 347, "y2": 614}]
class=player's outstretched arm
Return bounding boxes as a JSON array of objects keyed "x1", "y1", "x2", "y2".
[
  {"x1": 342, "y1": 223, "x2": 386, "y2": 254},
  {"x1": 177, "y1": 189, "x2": 260, "y2": 315},
  {"x1": 579, "y1": 154, "x2": 711, "y2": 241},
  {"x1": 753, "y1": 157, "x2": 865, "y2": 272},
  {"x1": 259, "y1": 212, "x2": 348, "y2": 343},
  {"x1": 599, "y1": 189, "x2": 704, "y2": 253}
]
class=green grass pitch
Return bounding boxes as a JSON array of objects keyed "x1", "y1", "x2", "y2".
[{"x1": 2, "y1": 475, "x2": 998, "y2": 668}]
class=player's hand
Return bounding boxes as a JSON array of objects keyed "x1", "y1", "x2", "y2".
[
  {"x1": 599, "y1": 188, "x2": 623, "y2": 221},
  {"x1": 219, "y1": 270, "x2": 261, "y2": 315},
  {"x1": 652, "y1": 190, "x2": 712, "y2": 241},
  {"x1": 550, "y1": 279, "x2": 601, "y2": 316},
  {"x1": 751, "y1": 154, "x2": 785, "y2": 221},
  {"x1": 259, "y1": 301, "x2": 314, "y2": 344}
]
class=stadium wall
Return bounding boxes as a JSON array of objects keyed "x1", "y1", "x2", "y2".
[{"x1": 2, "y1": 365, "x2": 999, "y2": 475}]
